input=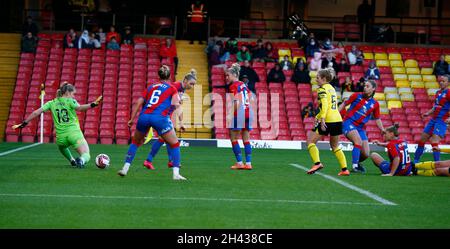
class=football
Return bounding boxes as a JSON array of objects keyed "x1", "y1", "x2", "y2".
[{"x1": 95, "y1": 154, "x2": 110, "y2": 169}]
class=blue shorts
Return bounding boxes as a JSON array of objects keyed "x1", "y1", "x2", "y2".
[
  {"x1": 342, "y1": 120, "x2": 368, "y2": 141},
  {"x1": 230, "y1": 110, "x2": 253, "y2": 131},
  {"x1": 136, "y1": 114, "x2": 173, "y2": 136},
  {"x1": 423, "y1": 119, "x2": 447, "y2": 138},
  {"x1": 379, "y1": 161, "x2": 412, "y2": 176}
]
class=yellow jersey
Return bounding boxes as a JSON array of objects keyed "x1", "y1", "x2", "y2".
[{"x1": 316, "y1": 83, "x2": 342, "y2": 123}]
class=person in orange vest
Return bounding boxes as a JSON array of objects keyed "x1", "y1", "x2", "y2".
[{"x1": 187, "y1": 0, "x2": 207, "y2": 44}]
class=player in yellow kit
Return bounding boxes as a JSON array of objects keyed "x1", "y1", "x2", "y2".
[{"x1": 306, "y1": 68, "x2": 349, "y2": 176}]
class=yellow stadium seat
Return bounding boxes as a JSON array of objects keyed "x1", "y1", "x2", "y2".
[
  {"x1": 420, "y1": 68, "x2": 433, "y2": 75},
  {"x1": 400, "y1": 93, "x2": 415, "y2": 101},
  {"x1": 386, "y1": 93, "x2": 400, "y2": 101},
  {"x1": 389, "y1": 60, "x2": 404, "y2": 67},
  {"x1": 427, "y1": 88, "x2": 439, "y2": 96},
  {"x1": 406, "y1": 67, "x2": 420, "y2": 74},
  {"x1": 424, "y1": 81, "x2": 439, "y2": 89},
  {"x1": 408, "y1": 74, "x2": 422, "y2": 81},
  {"x1": 376, "y1": 60, "x2": 390, "y2": 67},
  {"x1": 410, "y1": 81, "x2": 425, "y2": 88},
  {"x1": 387, "y1": 100, "x2": 402, "y2": 109},
  {"x1": 278, "y1": 56, "x2": 292, "y2": 62},
  {"x1": 398, "y1": 87, "x2": 412, "y2": 94},
  {"x1": 363, "y1": 52, "x2": 373, "y2": 60},
  {"x1": 380, "y1": 107, "x2": 390, "y2": 114},
  {"x1": 378, "y1": 100, "x2": 387, "y2": 107},
  {"x1": 384, "y1": 87, "x2": 398, "y2": 94},
  {"x1": 392, "y1": 67, "x2": 406, "y2": 74},
  {"x1": 423, "y1": 75, "x2": 437, "y2": 82},
  {"x1": 396, "y1": 80, "x2": 410, "y2": 88},
  {"x1": 388, "y1": 53, "x2": 402, "y2": 60},
  {"x1": 293, "y1": 56, "x2": 306, "y2": 64},
  {"x1": 393, "y1": 74, "x2": 408, "y2": 81},
  {"x1": 374, "y1": 53, "x2": 388, "y2": 60},
  {"x1": 278, "y1": 49, "x2": 291, "y2": 58},
  {"x1": 374, "y1": 92, "x2": 385, "y2": 101},
  {"x1": 405, "y1": 59, "x2": 418, "y2": 68}
]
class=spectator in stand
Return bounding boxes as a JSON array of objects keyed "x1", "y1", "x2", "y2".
[
  {"x1": 433, "y1": 55, "x2": 449, "y2": 76},
  {"x1": 106, "y1": 25, "x2": 121, "y2": 44},
  {"x1": 21, "y1": 32, "x2": 37, "y2": 53},
  {"x1": 236, "y1": 45, "x2": 251, "y2": 62},
  {"x1": 264, "y1": 42, "x2": 277, "y2": 62},
  {"x1": 321, "y1": 53, "x2": 338, "y2": 71},
  {"x1": 280, "y1": 55, "x2": 293, "y2": 71},
  {"x1": 216, "y1": 40, "x2": 230, "y2": 62},
  {"x1": 239, "y1": 60, "x2": 259, "y2": 93},
  {"x1": 267, "y1": 63, "x2": 286, "y2": 83},
  {"x1": 302, "y1": 32, "x2": 317, "y2": 54},
  {"x1": 301, "y1": 102, "x2": 315, "y2": 120},
  {"x1": 305, "y1": 38, "x2": 320, "y2": 58},
  {"x1": 64, "y1": 28, "x2": 77, "y2": 49},
  {"x1": 89, "y1": 33, "x2": 101, "y2": 49},
  {"x1": 122, "y1": 26, "x2": 134, "y2": 45},
  {"x1": 95, "y1": 27, "x2": 106, "y2": 46},
  {"x1": 107, "y1": 36, "x2": 120, "y2": 50},
  {"x1": 354, "y1": 77, "x2": 365, "y2": 92},
  {"x1": 22, "y1": 16, "x2": 39, "y2": 37},
  {"x1": 209, "y1": 45, "x2": 222, "y2": 67},
  {"x1": 347, "y1": 45, "x2": 360, "y2": 65},
  {"x1": 365, "y1": 60, "x2": 380, "y2": 80},
  {"x1": 341, "y1": 76, "x2": 355, "y2": 96},
  {"x1": 336, "y1": 58, "x2": 350, "y2": 73},
  {"x1": 78, "y1": 30, "x2": 90, "y2": 49},
  {"x1": 320, "y1": 38, "x2": 334, "y2": 52},
  {"x1": 160, "y1": 38, "x2": 179, "y2": 75},
  {"x1": 241, "y1": 75, "x2": 255, "y2": 94},
  {"x1": 309, "y1": 52, "x2": 322, "y2": 71},
  {"x1": 291, "y1": 60, "x2": 311, "y2": 84},
  {"x1": 225, "y1": 37, "x2": 239, "y2": 55},
  {"x1": 252, "y1": 39, "x2": 267, "y2": 62},
  {"x1": 355, "y1": 50, "x2": 364, "y2": 65},
  {"x1": 205, "y1": 36, "x2": 218, "y2": 59}
]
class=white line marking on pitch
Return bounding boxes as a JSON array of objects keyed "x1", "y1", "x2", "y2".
[
  {"x1": 290, "y1": 163, "x2": 397, "y2": 206},
  {"x1": 0, "y1": 193, "x2": 384, "y2": 206},
  {"x1": 0, "y1": 143, "x2": 42, "y2": 157}
]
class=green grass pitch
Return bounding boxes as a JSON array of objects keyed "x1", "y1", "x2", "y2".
[{"x1": 0, "y1": 142, "x2": 449, "y2": 228}]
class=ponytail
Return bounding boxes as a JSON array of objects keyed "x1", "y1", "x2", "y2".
[
  {"x1": 227, "y1": 63, "x2": 241, "y2": 78},
  {"x1": 386, "y1": 123, "x2": 400, "y2": 137},
  {"x1": 184, "y1": 68, "x2": 197, "y2": 81}
]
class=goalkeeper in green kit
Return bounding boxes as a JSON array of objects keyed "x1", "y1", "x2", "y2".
[{"x1": 13, "y1": 83, "x2": 102, "y2": 168}]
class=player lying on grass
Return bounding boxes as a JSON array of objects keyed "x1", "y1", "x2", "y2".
[
  {"x1": 370, "y1": 124, "x2": 412, "y2": 176},
  {"x1": 412, "y1": 160, "x2": 450, "y2": 177},
  {"x1": 143, "y1": 69, "x2": 197, "y2": 170},
  {"x1": 339, "y1": 80, "x2": 385, "y2": 174},
  {"x1": 118, "y1": 65, "x2": 186, "y2": 180},
  {"x1": 12, "y1": 82, "x2": 102, "y2": 168}
]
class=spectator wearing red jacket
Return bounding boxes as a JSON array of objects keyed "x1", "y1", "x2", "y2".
[
  {"x1": 160, "y1": 38, "x2": 179, "y2": 75},
  {"x1": 106, "y1": 25, "x2": 121, "y2": 44}
]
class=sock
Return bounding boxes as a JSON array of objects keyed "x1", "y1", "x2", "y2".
[
  {"x1": 125, "y1": 139, "x2": 141, "y2": 164},
  {"x1": 173, "y1": 166, "x2": 180, "y2": 175},
  {"x1": 147, "y1": 138, "x2": 165, "y2": 162},
  {"x1": 232, "y1": 141, "x2": 243, "y2": 163},
  {"x1": 168, "y1": 142, "x2": 181, "y2": 167},
  {"x1": 58, "y1": 146, "x2": 74, "y2": 162},
  {"x1": 417, "y1": 169, "x2": 436, "y2": 176},
  {"x1": 333, "y1": 148, "x2": 348, "y2": 170},
  {"x1": 80, "y1": 153, "x2": 90, "y2": 164},
  {"x1": 307, "y1": 143, "x2": 320, "y2": 164},
  {"x1": 432, "y1": 143, "x2": 440, "y2": 161},
  {"x1": 122, "y1": 162, "x2": 130, "y2": 172},
  {"x1": 414, "y1": 142, "x2": 425, "y2": 163},
  {"x1": 244, "y1": 141, "x2": 252, "y2": 164},
  {"x1": 166, "y1": 142, "x2": 172, "y2": 162},
  {"x1": 352, "y1": 144, "x2": 362, "y2": 168},
  {"x1": 414, "y1": 161, "x2": 435, "y2": 170}
]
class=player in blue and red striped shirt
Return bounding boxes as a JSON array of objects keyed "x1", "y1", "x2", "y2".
[
  {"x1": 143, "y1": 69, "x2": 197, "y2": 170},
  {"x1": 414, "y1": 74, "x2": 450, "y2": 163},
  {"x1": 339, "y1": 80, "x2": 385, "y2": 173},
  {"x1": 118, "y1": 65, "x2": 186, "y2": 180},
  {"x1": 226, "y1": 63, "x2": 254, "y2": 170},
  {"x1": 370, "y1": 124, "x2": 412, "y2": 176}
]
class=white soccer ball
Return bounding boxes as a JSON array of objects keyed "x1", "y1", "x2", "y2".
[{"x1": 95, "y1": 154, "x2": 110, "y2": 169}]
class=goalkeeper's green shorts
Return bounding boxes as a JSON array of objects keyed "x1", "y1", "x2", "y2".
[{"x1": 56, "y1": 130, "x2": 87, "y2": 149}]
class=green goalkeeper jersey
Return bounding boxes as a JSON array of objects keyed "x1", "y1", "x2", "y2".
[{"x1": 42, "y1": 97, "x2": 81, "y2": 135}]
